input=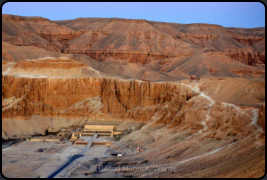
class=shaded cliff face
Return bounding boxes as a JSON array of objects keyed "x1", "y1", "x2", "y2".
[
  {"x1": 2, "y1": 75, "x2": 196, "y2": 139},
  {"x1": 1, "y1": 75, "x2": 195, "y2": 121},
  {"x1": 2, "y1": 74, "x2": 264, "y2": 142},
  {"x1": 2, "y1": 14, "x2": 265, "y2": 80}
]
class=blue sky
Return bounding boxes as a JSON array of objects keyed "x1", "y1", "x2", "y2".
[{"x1": 2, "y1": 2, "x2": 265, "y2": 28}]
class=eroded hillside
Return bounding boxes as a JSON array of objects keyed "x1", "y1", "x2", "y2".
[
  {"x1": 1, "y1": 14, "x2": 265, "y2": 178},
  {"x1": 2, "y1": 14, "x2": 265, "y2": 80}
]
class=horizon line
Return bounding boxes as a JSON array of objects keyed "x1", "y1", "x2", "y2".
[{"x1": 2, "y1": 13, "x2": 265, "y2": 29}]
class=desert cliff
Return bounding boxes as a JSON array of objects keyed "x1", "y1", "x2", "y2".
[
  {"x1": 2, "y1": 73, "x2": 264, "y2": 141},
  {"x1": 1, "y1": 14, "x2": 265, "y2": 178}
]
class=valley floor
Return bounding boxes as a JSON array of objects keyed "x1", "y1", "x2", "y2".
[{"x1": 2, "y1": 126, "x2": 265, "y2": 178}]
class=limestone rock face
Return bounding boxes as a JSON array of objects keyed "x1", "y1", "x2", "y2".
[
  {"x1": 63, "y1": 49, "x2": 193, "y2": 64},
  {"x1": 227, "y1": 50, "x2": 263, "y2": 65},
  {"x1": 1, "y1": 76, "x2": 195, "y2": 121},
  {"x1": 231, "y1": 35, "x2": 264, "y2": 46},
  {"x1": 2, "y1": 74, "x2": 263, "y2": 141},
  {"x1": 2, "y1": 75, "x2": 199, "y2": 138}
]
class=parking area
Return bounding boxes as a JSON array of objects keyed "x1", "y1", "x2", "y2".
[{"x1": 2, "y1": 135, "x2": 115, "y2": 178}]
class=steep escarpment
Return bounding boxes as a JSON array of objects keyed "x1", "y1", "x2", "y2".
[
  {"x1": 226, "y1": 50, "x2": 264, "y2": 65},
  {"x1": 2, "y1": 75, "x2": 199, "y2": 139},
  {"x1": 1, "y1": 76, "x2": 195, "y2": 121},
  {"x1": 13, "y1": 58, "x2": 87, "y2": 69},
  {"x1": 2, "y1": 74, "x2": 264, "y2": 143},
  {"x1": 230, "y1": 35, "x2": 264, "y2": 46},
  {"x1": 63, "y1": 49, "x2": 193, "y2": 64}
]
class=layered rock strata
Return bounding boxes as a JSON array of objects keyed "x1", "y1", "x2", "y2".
[
  {"x1": 63, "y1": 50, "x2": 193, "y2": 64},
  {"x1": 2, "y1": 14, "x2": 265, "y2": 69},
  {"x1": 2, "y1": 76, "x2": 195, "y2": 121},
  {"x1": 227, "y1": 51, "x2": 264, "y2": 65},
  {"x1": 2, "y1": 75, "x2": 262, "y2": 141}
]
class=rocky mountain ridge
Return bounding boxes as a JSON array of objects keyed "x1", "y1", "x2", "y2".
[{"x1": 2, "y1": 14, "x2": 265, "y2": 66}]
